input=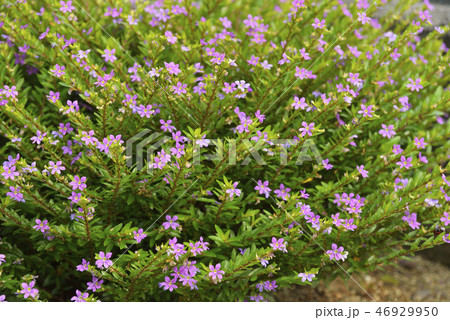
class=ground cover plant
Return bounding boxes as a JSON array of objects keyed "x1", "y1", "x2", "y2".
[{"x1": 0, "y1": 0, "x2": 449, "y2": 302}]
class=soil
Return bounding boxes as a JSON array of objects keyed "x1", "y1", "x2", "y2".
[{"x1": 275, "y1": 255, "x2": 450, "y2": 302}]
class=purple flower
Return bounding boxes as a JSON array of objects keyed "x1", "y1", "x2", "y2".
[
  {"x1": 298, "y1": 272, "x2": 316, "y2": 282},
  {"x1": 2, "y1": 85, "x2": 18, "y2": 98},
  {"x1": 357, "y1": 165, "x2": 369, "y2": 178},
  {"x1": 39, "y1": 27, "x2": 50, "y2": 40},
  {"x1": 33, "y1": 219, "x2": 50, "y2": 233},
  {"x1": 208, "y1": 263, "x2": 225, "y2": 281},
  {"x1": 195, "y1": 135, "x2": 210, "y2": 148},
  {"x1": 406, "y1": 78, "x2": 423, "y2": 92},
  {"x1": 392, "y1": 144, "x2": 403, "y2": 155},
  {"x1": 165, "y1": 31, "x2": 177, "y2": 44},
  {"x1": 1, "y1": 165, "x2": 19, "y2": 180},
  {"x1": 60, "y1": 1, "x2": 75, "y2": 13},
  {"x1": 263, "y1": 280, "x2": 278, "y2": 292},
  {"x1": 292, "y1": 96, "x2": 308, "y2": 110},
  {"x1": 30, "y1": 130, "x2": 47, "y2": 144},
  {"x1": 378, "y1": 124, "x2": 396, "y2": 138},
  {"x1": 259, "y1": 256, "x2": 269, "y2": 267},
  {"x1": 66, "y1": 100, "x2": 79, "y2": 114},
  {"x1": 6, "y1": 186, "x2": 25, "y2": 202},
  {"x1": 87, "y1": 276, "x2": 103, "y2": 292},
  {"x1": 396, "y1": 156, "x2": 413, "y2": 169},
  {"x1": 274, "y1": 183, "x2": 291, "y2": 200},
  {"x1": 270, "y1": 237, "x2": 287, "y2": 253},
  {"x1": 254, "y1": 180, "x2": 271, "y2": 198},
  {"x1": 164, "y1": 62, "x2": 181, "y2": 75},
  {"x1": 159, "y1": 276, "x2": 178, "y2": 292},
  {"x1": 358, "y1": 104, "x2": 374, "y2": 117},
  {"x1": 20, "y1": 281, "x2": 39, "y2": 299},
  {"x1": 357, "y1": 12, "x2": 371, "y2": 24},
  {"x1": 171, "y1": 82, "x2": 187, "y2": 95},
  {"x1": 326, "y1": 243, "x2": 344, "y2": 261},
  {"x1": 102, "y1": 49, "x2": 117, "y2": 63},
  {"x1": 226, "y1": 182, "x2": 242, "y2": 199},
  {"x1": 133, "y1": 228, "x2": 148, "y2": 243},
  {"x1": 322, "y1": 159, "x2": 333, "y2": 170},
  {"x1": 71, "y1": 290, "x2": 88, "y2": 302},
  {"x1": 0, "y1": 254, "x2": 5, "y2": 266},
  {"x1": 413, "y1": 137, "x2": 427, "y2": 149},
  {"x1": 0, "y1": 295, "x2": 6, "y2": 302},
  {"x1": 76, "y1": 258, "x2": 90, "y2": 272},
  {"x1": 59, "y1": 122, "x2": 73, "y2": 136},
  {"x1": 250, "y1": 294, "x2": 264, "y2": 302},
  {"x1": 51, "y1": 64, "x2": 65, "y2": 78},
  {"x1": 402, "y1": 211, "x2": 421, "y2": 229},
  {"x1": 160, "y1": 119, "x2": 176, "y2": 133},
  {"x1": 95, "y1": 251, "x2": 113, "y2": 269},
  {"x1": 167, "y1": 237, "x2": 187, "y2": 260},
  {"x1": 299, "y1": 121, "x2": 315, "y2": 137},
  {"x1": 162, "y1": 215, "x2": 180, "y2": 230},
  {"x1": 444, "y1": 234, "x2": 450, "y2": 244},
  {"x1": 312, "y1": 18, "x2": 326, "y2": 29},
  {"x1": 80, "y1": 130, "x2": 98, "y2": 146},
  {"x1": 440, "y1": 212, "x2": 449, "y2": 227},
  {"x1": 343, "y1": 218, "x2": 357, "y2": 231},
  {"x1": 70, "y1": 175, "x2": 87, "y2": 191},
  {"x1": 48, "y1": 161, "x2": 65, "y2": 175}
]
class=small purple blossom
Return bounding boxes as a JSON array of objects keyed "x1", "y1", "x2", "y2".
[
  {"x1": 76, "y1": 259, "x2": 90, "y2": 272},
  {"x1": 226, "y1": 182, "x2": 242, "y2": 199},
  {"x1": 406, "y1": 78, "x2": 423, "y2": 92},
  {"x1": 208, "y1": 263, "x2": 225, "y2": 281},
  {"x1": 162, "y1": 215, "x2": 180, "y2": 230},
  {"x1": 270, "y1": 237, "x2": 287, "y2": 253},
  {"x1": 159, "y1": 276, "x2": 178, "y2": 292},
  {"x1": 20, "y1": 281, "x2": 39, "y2": 299},
  {"x1": 255, "y1": 180, "x2": 271, "y2": 198},
  {"x1": 87, "y1": 276, "x2": 103, "y2": 292},
  {"x1": 95, "y1": 251, "x2": 113, "y2": 269},
  {"x1": 396, "y1": 156, "x2": 413, "y2": 169},
  {"x1": 298, "y1": 272, "x2": 316, "y2": 282}
]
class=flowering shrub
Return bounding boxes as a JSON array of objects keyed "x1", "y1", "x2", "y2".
[{"x1": 0, "y1": 0, "x2": 449, "y2": 302}]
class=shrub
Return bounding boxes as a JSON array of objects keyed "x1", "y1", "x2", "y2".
[{"x1": 0, "y1": 0, "x2": 449, "y2": 302}]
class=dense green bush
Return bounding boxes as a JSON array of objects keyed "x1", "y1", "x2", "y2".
[{"x1": 0, "y1": 0, "x2": 449, "y2": 302}]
